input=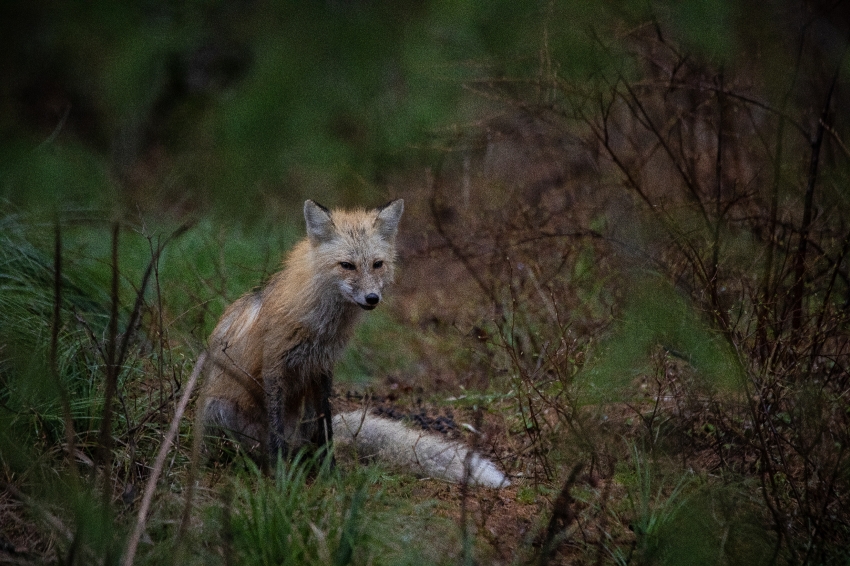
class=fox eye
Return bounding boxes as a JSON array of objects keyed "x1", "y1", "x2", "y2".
[
  {"x1": 340, "y1": 262, "x2": 356, "y2": 271},
  {"x1": 373, "y1": 260, "x2": 384, "y2": 269}
]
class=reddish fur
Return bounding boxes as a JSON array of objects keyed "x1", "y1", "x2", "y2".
[{"x1": 200, "y1": 199, "x2": 404, "y2": 459}]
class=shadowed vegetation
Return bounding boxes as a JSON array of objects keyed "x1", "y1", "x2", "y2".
[{"x1": 2, "y1": 1, "x2": 850, "y2": 564}]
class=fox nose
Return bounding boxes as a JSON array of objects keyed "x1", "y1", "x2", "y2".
[{"x1": 365, "y1": 293, "x2": 380, "y2": 306}]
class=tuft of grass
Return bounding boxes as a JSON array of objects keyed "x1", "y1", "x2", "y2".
[
  {"x1": 656, "y1": 482, "x2": 776, "y2": 566},
  {"x1": 228, "y1": 454, "x2": 367, "y2": 566},
  {"x1": 619, "y1": 443, "x2": 695, "y2": 564}
]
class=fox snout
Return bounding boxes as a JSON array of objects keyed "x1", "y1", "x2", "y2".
[
  {"x1": 349, "y1": 292, "x2": 381, "y2": 311},
  {"x1": 359, "y1": 293, "x2": 380, "y2": 310},
  {"x1": 337, "y1": 276, "x2": 385, "y2": 310}
]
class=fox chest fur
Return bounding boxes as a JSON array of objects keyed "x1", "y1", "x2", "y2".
[
  {"x1": 201, "y1": 199, "x2": 404, "y2": 459},
  {"x1": 208, "y1": 282, "x2": 358, "y2": 392}
]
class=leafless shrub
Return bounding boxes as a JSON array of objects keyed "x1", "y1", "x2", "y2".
[{"x1": 425, "y1": 7, "x2": 850, "y2": 561}]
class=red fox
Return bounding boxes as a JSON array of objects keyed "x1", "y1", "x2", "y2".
[{"x1": 200, "y1": 199, "x2": 509, "y2": 488}]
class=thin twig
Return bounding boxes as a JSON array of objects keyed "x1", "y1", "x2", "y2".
[
  {"x1": 122, "y1": 351, "x2": 206, "y2": 566},
  {"x1": 176, "y1": 353, "x2": 211, "y2": 553},
  {"x1": 97, "y1": 222, "x2": 120, "y2": 500},
  {"x1": 791, "y1": 59, "x2": 842, "y2": 335},
  {"x1": 49, "y1": 218, "x2": 78, "y2": 480},
  {"x1": 538, "y1": 463, "x2": 583, "y2": 566}
]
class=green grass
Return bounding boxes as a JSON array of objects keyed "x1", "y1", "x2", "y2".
[
  {"x1": 577, "y1": 275, "x2": 746, "y2": 404},
  {"x1": 1, "y1": 203, "x2": 832, "y2": 565},
  {"x1": 608, "y1": 444, "x2": 777, "y2": 566},
  {"x1": 337, "y1": 308, "x2": 417, "y2": 386},
  {"x1": 0, "y1": 210, "x2": 489, "y2": 565}
]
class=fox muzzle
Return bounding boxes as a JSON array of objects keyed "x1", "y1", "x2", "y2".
[{"x1": 359, "y1": 293, "x2": 380, "y2": 310}]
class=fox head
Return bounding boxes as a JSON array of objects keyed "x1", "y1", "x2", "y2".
[{"x1": 303, "y1": 199, "x2": 404, "y2": 310}]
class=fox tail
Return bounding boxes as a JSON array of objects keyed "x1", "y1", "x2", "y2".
[{"x1": 332, "y1": 409, "x2": 510, "y2": 489}]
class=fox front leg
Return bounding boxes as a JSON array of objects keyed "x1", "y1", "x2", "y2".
[
  {"x1": 265, "y1": 376, "x2": 295, "y2": 465},
  {"x1": 301, "y1": 370, "x2": 335, "y2": 469},
  {"x1": 311, "y1": 371, "x2": 334, "y2": 448},
  {"x1": 266, "y1": 378, "x2": 284, "y2": 463}
]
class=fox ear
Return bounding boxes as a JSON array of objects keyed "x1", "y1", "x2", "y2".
[
  {"x1": 374, "y1": 199, "x2": 404, "y2": 240},
  {"x1": 304, "y1": 200, "x2": 336, "y2": 243}
]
